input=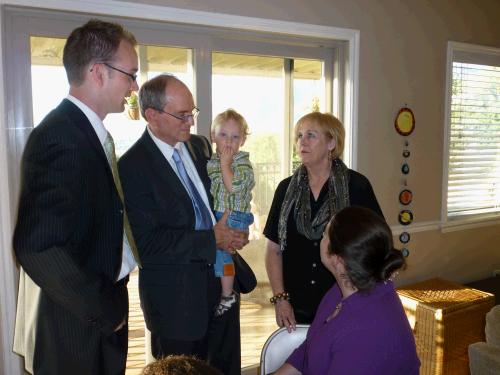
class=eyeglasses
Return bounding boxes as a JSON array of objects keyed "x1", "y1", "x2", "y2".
[
  {"x1": 157, "y1": 107, "x2": 200, "y2": 122},
  {"x1": 94, "y1": 62, "x2": 137, "y2": 82}
]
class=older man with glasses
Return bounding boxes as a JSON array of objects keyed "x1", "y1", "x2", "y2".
[{"x1": 118, "y1": 74, "x2": 247, "y2": 374}]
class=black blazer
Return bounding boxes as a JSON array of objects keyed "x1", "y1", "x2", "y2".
[
  {"x1": 13, "y1": 99, "x2": 128, "y2": 373},
  {"x1": 118, "y1": 130, "x2": 217, "y2": 341}
]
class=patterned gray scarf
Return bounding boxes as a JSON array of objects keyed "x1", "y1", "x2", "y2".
[{"x1": 278, "y1": 158, "x2": 350, "y2": 252}]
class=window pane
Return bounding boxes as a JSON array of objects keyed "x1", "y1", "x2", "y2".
[
  {"x1": 106, "y1": 45, "x2": 193, "y2": 156},
  {"x1": 293, "y1": 59, "x2": 325, "y2": 122},
  {"x1": 107, "y1": 45, "x2": 193, "y2": 155},
  {"x1": 30, "y1": 37, "x2": 68, "y2": 126},
  {"x1": 144, "y1": 45, "x2": 193, "y2": 89},
  {"x1": 212, "y1": 52, "x2": 285, "y2": 367},
  {"x1": 292, "y1": 59, "x2": 325, "y2": 169},
  {"x1": 447, "y1": 61, "x2": 500, "y2": 218},
  {"x1": 212, "y1": 52, "x2": 285, "y2": 271}
]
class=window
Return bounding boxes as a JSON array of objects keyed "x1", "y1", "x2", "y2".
[{"x1": 443, "y1": 42, "x2": 500, "y2": 224}]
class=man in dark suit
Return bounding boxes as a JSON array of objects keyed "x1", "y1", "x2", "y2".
[
  {"x1": 118, "y1": 74, "x2": 246, "y2": 374},
  {"x1": 13, "y1": 19, "x2": 139, "y2": 375}
]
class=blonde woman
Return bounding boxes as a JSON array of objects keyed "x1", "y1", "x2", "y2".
[{"x1": 264, "y1": 112, "x2": 383, "y2": 329}]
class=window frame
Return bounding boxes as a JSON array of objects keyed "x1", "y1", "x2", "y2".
[{"x1": 441, "y1": 41, "x2": 500, "y2": 232}]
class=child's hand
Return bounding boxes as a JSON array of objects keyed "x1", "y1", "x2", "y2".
[{"x1": 219, "y1": 145, "x2": 234, "y2": 167}]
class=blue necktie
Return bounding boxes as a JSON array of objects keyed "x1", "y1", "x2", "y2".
[{"x1": 172, "y1": 149, "x2": 213, "y2": 230}]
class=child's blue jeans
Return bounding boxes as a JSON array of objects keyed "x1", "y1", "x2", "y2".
[{"x1": 214, "y1": 210, "x2": 254, "y2": 277}]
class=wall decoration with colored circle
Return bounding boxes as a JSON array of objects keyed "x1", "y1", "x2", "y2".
[{"x1": 395, "y1": 106, "x2": 415, "y2": 257}]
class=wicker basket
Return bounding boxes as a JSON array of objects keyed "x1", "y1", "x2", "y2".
[{"x1": 397, "y1": 278, "x2": 494, "y2": 375}]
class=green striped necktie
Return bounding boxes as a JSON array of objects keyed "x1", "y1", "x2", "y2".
[{"x1": 104, "y1": 132, "x2": 142, "y2": 268}]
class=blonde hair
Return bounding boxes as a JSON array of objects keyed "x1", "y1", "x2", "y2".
[
  {"x1": 294, "y1": 112, "x2": 345, "y2": 159},
  {"x1": 211, "y1": 109, "x2": 250, "y2": 142}
]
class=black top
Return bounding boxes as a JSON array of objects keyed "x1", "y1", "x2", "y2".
[{"x1": 263, "y1": 169, "x2": 383, "y2": 323}]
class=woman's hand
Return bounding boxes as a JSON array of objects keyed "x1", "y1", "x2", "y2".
[
  {"x1": 266, "y1": 240, "x2": 296, "y2": 331},
  {"x1": 275, "y1": 299, "x2": 297, "y2": 333}
]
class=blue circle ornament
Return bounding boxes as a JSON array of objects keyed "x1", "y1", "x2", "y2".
[
  {"x1": 401, "y1": 163, "x2": 410, "y2": 175},
  {"x1": 399, "y1": 231, "x2": 410, "y2": 244}
]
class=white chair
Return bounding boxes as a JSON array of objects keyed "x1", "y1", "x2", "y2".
[{"x1": 260, "y1": 324, "x2": 309, "y2": 375}]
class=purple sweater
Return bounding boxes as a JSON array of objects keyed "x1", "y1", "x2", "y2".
[{"x1": 287, "y1": 281, "x2": 420, "y2": 375}]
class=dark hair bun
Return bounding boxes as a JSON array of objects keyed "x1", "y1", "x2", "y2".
[
  {"x1": 379, "y1": 248, "x2": 406, "y2": 281},
  {"x1": 328, "y1": 206, "x2": 407, "y2": 292}
]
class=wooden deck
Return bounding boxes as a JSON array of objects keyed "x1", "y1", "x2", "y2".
[{"x1": 125, "y1": 270, "x2": 277, "y2": 374}]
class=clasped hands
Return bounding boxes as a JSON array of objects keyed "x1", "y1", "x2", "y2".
[{"x1": 213, "y1": 210, "x2": 249, "y2": 253}]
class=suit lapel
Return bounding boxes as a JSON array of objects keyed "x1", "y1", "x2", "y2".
[
  {"x1": 139, "y1": 130, "x2": 194, "y2": 208},
  {"x1": 58, "y1": 99, "x2": 114, "y2": 183}
]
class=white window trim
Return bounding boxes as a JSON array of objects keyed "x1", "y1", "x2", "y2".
[
  {"x1": 0, "y1": 6, "x2": 23, "y2": 372},
  {"x1": 0, "y1": 2, "x2": 360, "y2": 374},
  {"x1": 441, "y1": 41, "x2": 500, "y2": 232}
]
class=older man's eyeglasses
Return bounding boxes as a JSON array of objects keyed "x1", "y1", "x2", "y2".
[
  {"x1": 91, "y1": 62, "x2": 137, "y2": 82},
  {"x1": 157, "y1": 107, "x2": 200, "y2": 122}
]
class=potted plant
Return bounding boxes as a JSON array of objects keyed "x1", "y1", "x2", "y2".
[{"x1": 125, "y1": 91, "x2": 140, "y2": 120}]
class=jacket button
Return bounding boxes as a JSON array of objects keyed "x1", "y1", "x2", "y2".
[{"x1": 311, "y1": 280, "x2": 316, "y2": 285}]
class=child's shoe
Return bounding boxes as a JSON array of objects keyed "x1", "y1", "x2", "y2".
[{"x1": 214, "y1": 293, "x2": 238, "y2": 317}]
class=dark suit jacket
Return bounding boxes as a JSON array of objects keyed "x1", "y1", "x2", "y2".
[
  {"x1": 13, "y1": 99, "x2": 128, "y2": 374},
  {"x1": 118, "y1": 130, "x2": 217, "y2": 341}
]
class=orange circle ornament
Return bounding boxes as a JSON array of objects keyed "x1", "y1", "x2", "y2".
[
  {"x1": 399, "y1": 189, "x2": 413, "y2": 205},
  {"x1": 395, "y1": 107, "x2": 415, "y2": 136}
]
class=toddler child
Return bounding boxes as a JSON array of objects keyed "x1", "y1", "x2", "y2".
[{"x1": 207, "y1": 109, "x2": 255, "y2": 316}]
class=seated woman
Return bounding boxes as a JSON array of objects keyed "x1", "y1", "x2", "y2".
[{"x1": 275, "y1": 206, "x2": 420, "y2": 375}]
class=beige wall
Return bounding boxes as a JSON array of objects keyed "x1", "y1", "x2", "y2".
[{"x1": 118, "y1": 0, "x2": 500, "y2": 286}]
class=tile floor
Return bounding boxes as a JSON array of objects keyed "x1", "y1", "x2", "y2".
[{"x1": 125, "y1": 270, "x2": 277, "y2": 374}]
